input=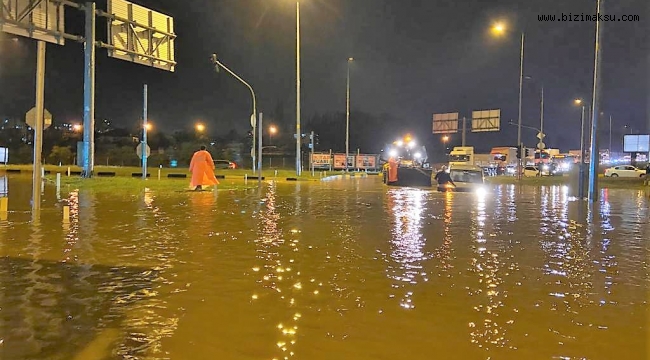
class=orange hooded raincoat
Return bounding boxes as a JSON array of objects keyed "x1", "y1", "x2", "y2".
[{"x1": 189, "y1": 149, "x2": 220, "y2": 188}]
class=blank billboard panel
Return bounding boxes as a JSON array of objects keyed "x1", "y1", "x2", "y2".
[
  {"x1": 471, "y1": 109, "x2": 500, "y2": 132},
  {"x1": 432, "y1": 112, "x2": 459, "y2": 134},
  {"x1": 623, "y1": 134, "x2": 650, "y2": 153},
  {"x1": 0, "y1": 0, "x2": 65, "y2": 45},
  {"x1": 107, "y1": 0, "x2": 176, "y2": 72}
]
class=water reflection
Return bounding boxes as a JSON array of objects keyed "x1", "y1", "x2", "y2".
[
  {"x1": 0, "y1": 177, "x2": 647, "y2": 359},
  {"x1": 385, "y1": 188, "x2": 429, "y2": 310}
]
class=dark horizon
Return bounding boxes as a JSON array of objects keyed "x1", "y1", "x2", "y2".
[{"x1": 0, "y1": 0, "x2": 648, "y2": 154}]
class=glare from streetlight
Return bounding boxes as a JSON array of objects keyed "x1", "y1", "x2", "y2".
[
  {"x1": 144, "y1": 123, "x2": 152, "y2": 131},
  {"x1": 269, "y1": 125, "x2": 277, "y2": 134},
  {"x1": 574, "y1": 99, "x2": 583, "y2": 105},
  {"x1": 72, "y1": 124, "x2": 82, "y2": 132},
  {"x1": 195, "y1": 123, "x2": 205, "y2": 132},
  {"x1": 491, "y1": 22, "x2": 506, "y2": 35},
  {"x1": 442, "y1": 135, "x2": 449, "y2": 142},
  {"x1": 348, "y1": 57, "x2": 354, "y2": 62}
]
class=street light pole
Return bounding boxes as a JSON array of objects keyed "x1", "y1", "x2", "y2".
[
  {"x1": 539, "y1": 85, "x2": 544, "y2": 137},
  {"x1": 517, "y1": 32, "x2": 525, "y2": 181},
  {"x1": 578, "y1": 105, "x2": 586, "y2": 199},
  {"x1": 345, "y1": 60, "x2": 350, "y2": 173},
  {"x1": 295, "y1": 0, "x2": 302, "y2": 176},
  {"x1": 210, "y1": 54, "x2": 257, "y2": 173},
  {"x1": 588, "y1": 0, "x2": 603, "y2": 203}
]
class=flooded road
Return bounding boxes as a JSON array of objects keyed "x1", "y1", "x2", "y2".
[{"x1": 0, "y1": 175, "x2": 648, "y2": 359}]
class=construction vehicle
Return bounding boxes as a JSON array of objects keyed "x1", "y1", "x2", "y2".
[{"x1": 381, "y1": 134, "x2": 432, "y2": 187}]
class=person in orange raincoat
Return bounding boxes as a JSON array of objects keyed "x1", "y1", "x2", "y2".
[
  {"x1": 189, "y1": 146, "x2": 220, "y2": 190},
  {"x1": 387, "y1": 157, "x2": 398, "y2": 183}
]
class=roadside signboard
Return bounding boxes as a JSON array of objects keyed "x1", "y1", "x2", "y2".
[
  {"x1": 333, "y1": 154, "x2": 354, "y2": 170},
  {"x1": 310, "y1": 153, "x2": 331, "y2": 169},
  {"x1": 136, "y1": 143, "x2": 151, "y2": 159},
  {"x1": 26, "y1": 107, "x2": 52, "y2": 129},
  {"x1": 355, "y1": 155, "x2": 377, "y2": 169}
]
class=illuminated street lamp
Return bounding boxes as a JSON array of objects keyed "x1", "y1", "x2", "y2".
[
  {"x1": 195, "y1": 123, "x2": 206, "y2": 133},
  {"x1": 491, "y1": 21, "x2": 525, "y2": 179},
  {"x1": 574, "y1": 98, "x2": 589, "y2": 199},
  {"x1": 345, "y1": 57, "x2": 354, "y2": 173},
  {"x1": 269, "y1": 125, "x2": 277, "y2": 145},
  {"x1": 72, "y1": 124, "x2": 83, "y2": 132}
]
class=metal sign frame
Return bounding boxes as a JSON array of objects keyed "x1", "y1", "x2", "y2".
[
  {"x1": 0, "y1": 0, "x2": 65, "y2": 45},
  {"x1": 106, "y1": 0, "x2": 176, "y2": 72},
  {"x1": 432, "y1": 112, "x2": 459, "y2": 134},
  {"x1": 471, "y1": 109, "x2": 501, "y2": 133}
]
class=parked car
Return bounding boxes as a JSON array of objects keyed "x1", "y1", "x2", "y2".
[
  {"x1": 214, "y1": 160, "x2": 237, "y2": 169},
  {"x1": 522, "y1": 166, "x2": 540, "y2": 177},
  {"x1": 604, "y1": 165, "x2": 645, "y2": 178}
]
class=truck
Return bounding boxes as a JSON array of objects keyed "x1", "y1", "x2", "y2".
[
  {"x1": 449, "y1": 146, "x2": 474, "y2": 166},
  {"x1": 490, "y1": 146, "x2": 518, "y2": 174},
  {"x1": 449, "y1": 146, "x2": 493, "y2": 172}
]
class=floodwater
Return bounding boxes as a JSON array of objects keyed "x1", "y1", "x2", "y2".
[{"x1": 0, "y1": 175, "x2": 648, "y2": 360}]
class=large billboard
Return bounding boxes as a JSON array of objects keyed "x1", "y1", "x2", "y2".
[
  {"x1": 332, "y1": 154, "x2": 354, "y2": 170},
  {"x1": 623, "y1": 134, "x2": 650, "y2": 153},
  {"x1": 0, "y1": 0, "x2": 65, "y2": 45},
  {"x1": 355, "y1": 155, "x2": 378, "y2": 169},
  {"x1": 310, "y1": 153, "x2": 331, "y2": 169},
  {"x1": 432, "y1": 112, "x2": 459, "y2": 134},
  {"x1": 107, "y1": 0, "x2": 176, "y2": 72},
  {"x1": 471, "y1": 109, "x2": 501, "y2": 132}
]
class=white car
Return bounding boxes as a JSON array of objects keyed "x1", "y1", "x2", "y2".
[
  {"x1": 522, "y1": 166, "x2": 540, "y2": 177},
  {"x1": 604, "y1": 165, "x2": 645, "y2": 178}
]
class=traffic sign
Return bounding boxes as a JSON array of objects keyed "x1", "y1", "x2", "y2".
[
  {"x1": 25, "y1": 107, "x2": 52, "y2": 130},
  {"x1": 250, "y1": 114, "x2": 256, "y2": 128},
  {"x1": 136, "y1": 143, "x2": 151, "y2": 159},
  {"x1": 536, "y1": 132, "x2": 546, "y2": 140},
  {"x1": 537, "y1": 142, "x2": 546, "y2": 150}
]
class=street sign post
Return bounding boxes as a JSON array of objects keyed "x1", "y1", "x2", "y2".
[{"x1": 25, "y1": 107, "x2": 52, "y2": 129}]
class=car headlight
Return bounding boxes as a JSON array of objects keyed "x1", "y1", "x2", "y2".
[{"x1": 475, "y1": 187, "x2": 487, "y2": 196}]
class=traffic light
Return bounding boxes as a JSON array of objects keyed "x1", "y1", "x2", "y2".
[
  {"x1": 524, "y1": 148, "x2": 531, "y2": 157},
  {"x1": 516, "y1": 147, "x2": 522, "y2": 159}
]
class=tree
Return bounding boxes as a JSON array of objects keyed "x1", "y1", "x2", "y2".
[{"x1": 47, "y1": 145, "x2": 73, "y2": 165}]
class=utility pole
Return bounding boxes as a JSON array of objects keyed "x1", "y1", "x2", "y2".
[
  {"x1": 142, "y1": 84, "x2": 148, "y2": 179},
  {"x1": 588, "y1": 0, "x2": 603, "y2": 203},
  {"x1": 32, "y1": 41, "x2": 46, "y2": 211},
  {"x1": 461, "y1": 117, "x2": 467, "y2": 147},
  {"x1": 81, "y1": 2, "x2": 96, "y2": 178}
]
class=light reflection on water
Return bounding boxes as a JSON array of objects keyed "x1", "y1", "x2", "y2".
[{"x1": 0, "y1": 176, "x2": 648, "y2": 359}]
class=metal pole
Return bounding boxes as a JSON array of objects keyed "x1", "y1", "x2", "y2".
[
  {"x1": 257, "y1": 112, "x2": 263, "y2": 184},
  {"x1": 210, "y1": 55, "x2": 257, "y2": 173},
  {"x1": 517, "y1": 32, "x2": 524, "y2": 181},
  {"x1": 82, "y1": 2, "x2": 96, "y2": 178},
  {"x1": 588, "y1": 0, "x2": 603, "y2": 203},
  {"x1": 311, "y1": 130, "x2": 315, "y2": 176},
  {"x1": 32, "y1": 41, "x2": 46, "y2": 211},
  {"x1": 608, "y1": 115, "x2": 612, "y2": 153},
  {"x1": 295, "y1": 1, "x2": 302, "y2": 176},
  {"x1": 578, "y1": 105, "x2": 586, "y2": 199},
  {"x1": 142, "y1": 84, "x2": 148, "y2": 179},
  {"x1": 461, "y1": 117, "x2": 466, "y2": 146},
  {"x1": 539, "y1": 85, "x2": 544, "y2": 136},
  {"x1": 345, "y1": 58, "x2": 351, "y2": 173}
]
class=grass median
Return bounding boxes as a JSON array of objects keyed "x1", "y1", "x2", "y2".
[{"x1": 486, "y1": 175, "x2": 648, "y2": 190}]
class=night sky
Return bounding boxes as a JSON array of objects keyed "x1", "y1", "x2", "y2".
[{"x1": 0, "y1": 0, "x2": 648, "y2": 152}]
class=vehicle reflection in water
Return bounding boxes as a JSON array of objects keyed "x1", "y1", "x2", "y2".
[{"x1": 0, "y1": 176, "x2": 647, "y2": 359}]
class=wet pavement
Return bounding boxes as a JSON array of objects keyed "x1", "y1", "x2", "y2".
[{"x1": 0, "y1": 175, "x2": 648, "y2": 359}]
